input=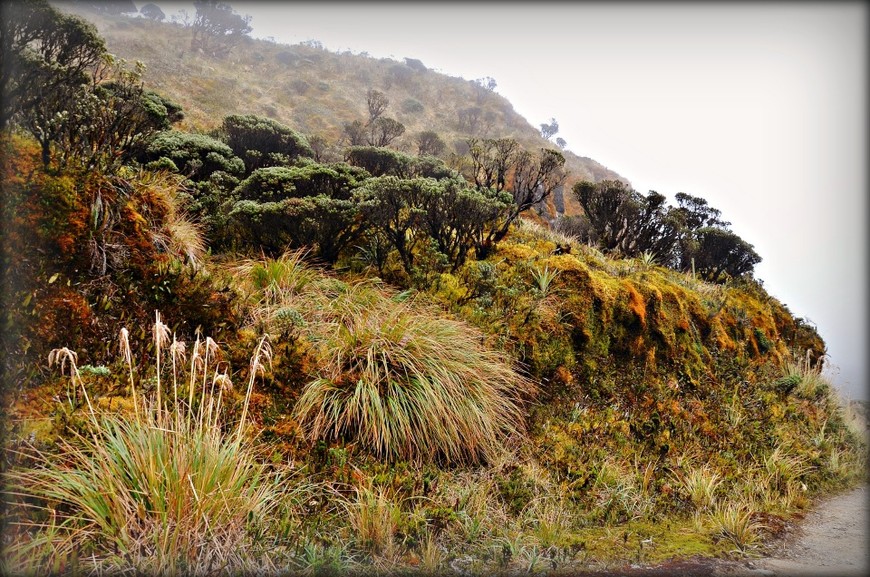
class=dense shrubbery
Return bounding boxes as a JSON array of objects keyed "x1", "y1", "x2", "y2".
[
  {"x1": 143, "y1": 130, "x2": 244, "y2": 179},
  {"x1": 573, "y1": 179, "x2": 762, "y2": 282},
  {"x1": 222, "y1": 113, "x2": 314, "y2": 172}
]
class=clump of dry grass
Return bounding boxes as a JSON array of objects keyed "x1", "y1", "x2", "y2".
[
  {"x1": 139, "y1": 169, "x2": 208, "y2": 269},
  {"x1": 675, "y1": 464, "x2": 724, "y2": 511},
  {"x1": 710, "y1": 502, "x2": 765, "y2": 552},
  {"x1": 780, "y1": 349, "x2": 829, "y2": 399},
  {"x1": 345, "y1": 485, "x2": 401, "y2": 559},
  {"x1": 292, "y1": 284, "x2": 537, "y2": 464}
]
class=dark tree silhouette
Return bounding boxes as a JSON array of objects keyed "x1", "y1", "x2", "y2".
[
  {"x1": 416, "y1": 131, "x2": 446, "y2": 157},
  {"x1": 140, "y1": 3, "x2": 166, "y2": 21},
  {"x1": 365, "y1": 89, "x2": 389, "y2": 125},
  {"x1": 190, "y1": 1, "x2": 251, "y2": 58}
]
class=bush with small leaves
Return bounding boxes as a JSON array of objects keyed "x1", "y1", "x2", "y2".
[
  {"x1": 222, "y1": 114, "x2": 313, "y2": 173},
  {"x1": 683, "y1": 227, "x2": 761, "y2": 282},
  {"x1": 345, "y1": 146, "x2": 413, "y2": 178},
  {"x1": 144, "y1": 130, "x2": 244, "y2": 181}
]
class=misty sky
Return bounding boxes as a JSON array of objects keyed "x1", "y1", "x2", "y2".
[{"x1": 160, "y1": 2, "x2": 867, "y2": 400}]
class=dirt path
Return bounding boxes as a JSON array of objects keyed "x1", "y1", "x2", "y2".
[{"x1": 753, "y1": 484, "x2": 869, "y2": 576}]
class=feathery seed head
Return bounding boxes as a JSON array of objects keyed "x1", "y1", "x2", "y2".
[
  {"x1": 48, "y1": 347, "x2": 79, "y2": 375},
  {"x1": 213, "y1": 370, "x2": 233, "y2": 392},
  {"x1": 189, "y1": 337, "x2": 204, "y2": 372},
  {"x1": 119, "y1": 327, "x2": 132, "y2": 365},
  {"x1": 170, "y1": 337, "x2": 187, "y2": 365},
  {"x1": 204, "y1": 336, "x2": 220, "y2": 359},
  {"x1": 153, "y1": 311, "x2": 171, "y2": 350},
  {"x1": 249, "y1": 336, "x2": 272, "y2": 377}
]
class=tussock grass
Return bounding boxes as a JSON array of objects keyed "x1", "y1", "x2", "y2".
[
  {"x1": 592, "y1": 457, "x2": 656, "y2": 522},
  {"x1": 294, "y1": 290, "x2": 536, "y2": 463},
  {"x1": 761, "y1": 444, "x2": 813, "y2": 492},
  {"x1": 418, "y1": 531, "x2": 446, "y2": 574},
  {"x1": 780, "y1": 349, "x2": 829, "y2": 399},
  {"x1": 5, "y1": 316, "x2": 298, "y2": 576},
  {"x1": 710, "y1": 502, "x2": 765, "y2": 552},
  {"x1": 675, "y1": 464, "x2": 723, "y2": 511},
  {"x1": 139, "y1": 169, "x2": 208, "y2": 269},
  {"x1": 346, "y1": 485, "x2": 401, "y2": 559},
  {"x1": 233, "y1": 249, "x2": 319, "y2": 308},
  {"x1": 522, "y1": 495, "x2": 574, "y2": 548},
  {"x1": 230, "y1": 251, "x2": 537, "y2": 463}
]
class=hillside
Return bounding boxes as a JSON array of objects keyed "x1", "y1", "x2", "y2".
[
  {"x1": 2, "y1": 3, "x2": 867, "y2": 576},
  {"x1": 55, "y1": 3, "x2": 626, "y2": 217}
]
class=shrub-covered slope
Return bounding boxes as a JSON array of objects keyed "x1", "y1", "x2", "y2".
[
  {"x1": 54, "y1": 3, "x2": 626, "y2": 216},
  {"x1": 2, "y1": 4, "x2": 866, "y2": 575},
  {"x1": 3, "y1": 131, "x2": 865, "y2": 574}
]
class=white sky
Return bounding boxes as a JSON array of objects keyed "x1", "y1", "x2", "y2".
[{"x1": 161, "y1": 2, "x2": 867, "y2": 400}]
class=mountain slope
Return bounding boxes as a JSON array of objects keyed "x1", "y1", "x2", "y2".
[{"x1": 56, "y1": 4, "x2": 626, "y2": 216}]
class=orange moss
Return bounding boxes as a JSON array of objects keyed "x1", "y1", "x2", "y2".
[
  {"x1": 644, "y1": 347, "x2": 657, "y2": 372},
  {"x1": 623, "y1": 281, "x2": 647, "y2": 328},
  {"x1": 553, "y1": 365, "x2": 574, "y2": 386}
]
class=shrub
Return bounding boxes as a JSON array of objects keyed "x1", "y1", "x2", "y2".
[
  {"x1": 345, "y1": 146, "x2": 413, "y2": 178},
  {"x1": 227, "y1": 162, "x2": 369, "y2": 260},
  {"x1": 143, "y1": 130, "x2": 244, "y2": 180},
  {"x1": 401, "y1": 98, "x2": 424, "y2": 114},
  {"x1": 234, "y1": 162, "x2": 368, "y2": 202},
  {"x1": 222, "y1": 114, "x2": 314, "y2": 172},
  {"x1": 228, "y1": 195, "x2": 362, "y2": 262}
]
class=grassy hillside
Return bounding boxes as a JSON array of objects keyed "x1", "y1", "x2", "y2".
[
  {"x1": 55, "y1": 3, "x2": 625, "y2": 216},
  {"x1": 2, "y1": 4, "x2": 866, "y2": 576},
  {"x1": 3, "y1": 131, "x2": 865, "y2": 575}
]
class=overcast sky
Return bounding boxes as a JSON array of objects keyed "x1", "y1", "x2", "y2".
[{"x1": 162, "y1": 2, "x2": 867, "y2": 400}]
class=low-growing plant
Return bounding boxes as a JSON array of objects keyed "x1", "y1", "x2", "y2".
[
  {"x1": 522, "y1": 495, "x2": 574, "y2": 549},
  {"x1": 639, "y1": 250, "x2": 658, "y2": 267},
  {"x1": 418, "y1": 531, "x2": 445, "y2": 574},
  {"x1": 710, "y1": 502, "x2": 765, "y2": 552},
  {"x1": 233, "y1": 249, "x2": 320, "y2": 308},
  {"x1": 346, "y1": 484, "x2": 401, "y2": 559},
  {"x1": 592, "y1": 458, "x2": 656, "y2": 522},
  {"x1": 761, "y1": 444, "x2": 813, "y2": 493},
  {"x1": 531, "y1": 264, "x2": 560, "y2": 298},
  {"x1": 773, "y1": 349, "x2": 829, "y2": 400},
  {"x1": 676, "y1": 464, "x2": 723, "y2": 511}
]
